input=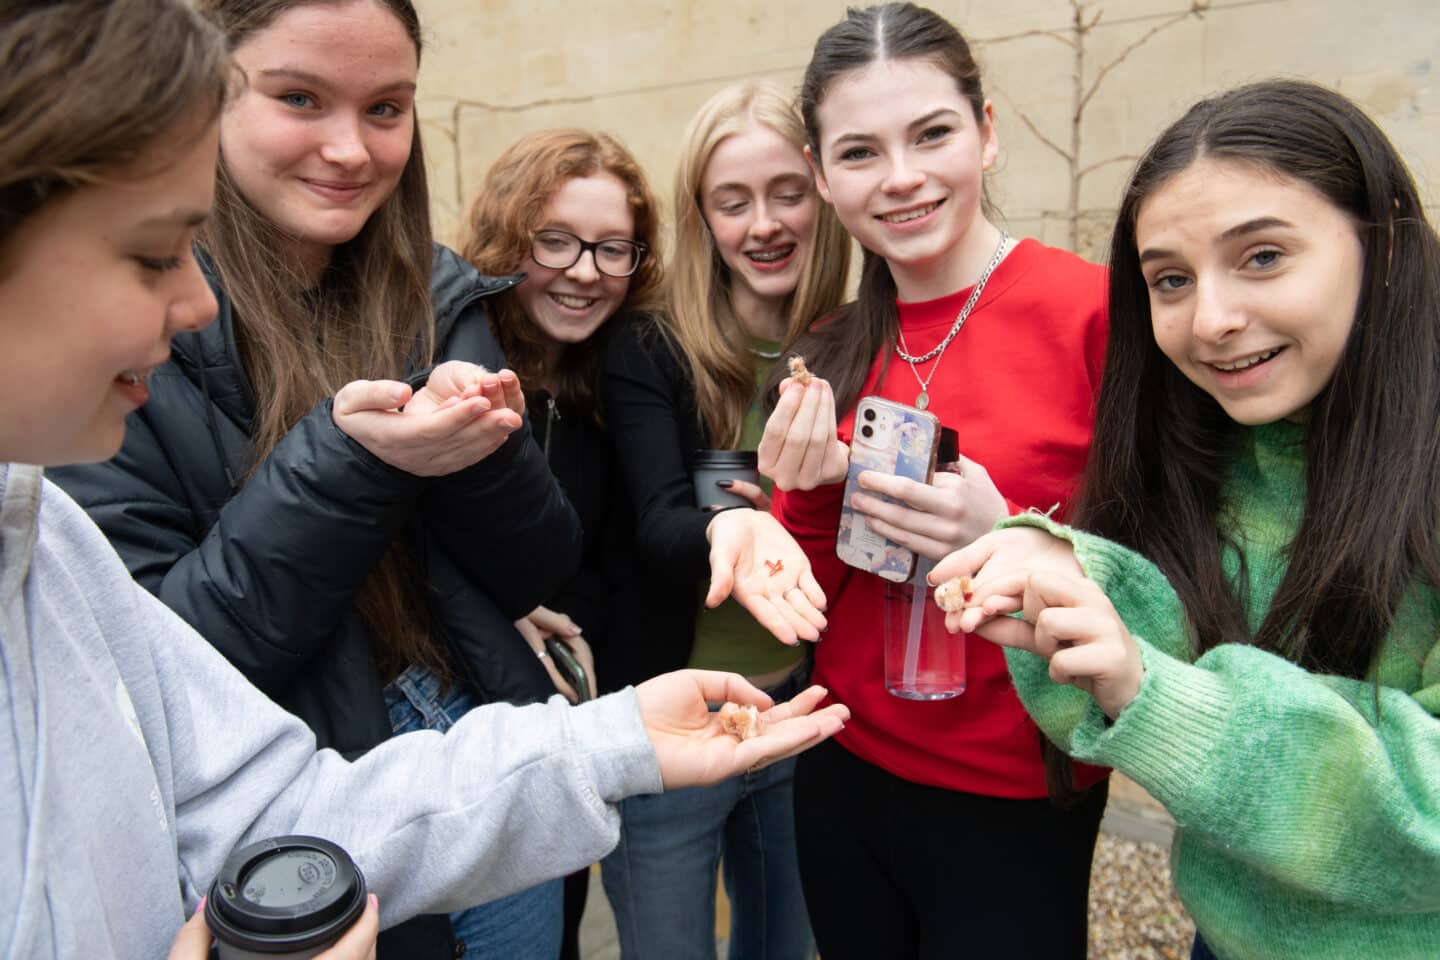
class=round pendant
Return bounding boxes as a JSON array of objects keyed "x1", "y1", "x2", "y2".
[{"x1": 915, "y1": 391, "x2": 929, "y2": 410}]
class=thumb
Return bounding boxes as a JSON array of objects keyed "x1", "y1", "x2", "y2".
[
  {"x1": 166, "y1": 898, "x2": 212, "y2": 960},
  {"x1": 334, "y1": 379, "x2": 411, "y2": 416},
  {"x1": 706, "y1": 546, "x2": 736, "y2": 608}
]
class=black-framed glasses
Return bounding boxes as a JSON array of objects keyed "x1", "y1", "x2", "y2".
[{"x1": 531, "y1": 229, "x2": 647, "y2": 278}]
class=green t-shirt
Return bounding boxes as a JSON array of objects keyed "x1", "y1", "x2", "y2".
[{"x1": 687, "y1": 337, "x2": 805, "y2": 678}]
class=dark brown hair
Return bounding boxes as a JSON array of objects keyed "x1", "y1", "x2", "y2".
[
  {"x1": 460, "y1": 128, "x2": 662, "y2": 417},
  {"x1": 1080, "y1": 79, "x2": 1440, "y2": 681},
  {"x1": 772, "y1": 2, "x2": 989, "y2": 413},
  {"x1": 197, "y1": 0, "x2": 441, "y2": 682},
  {"x1": 0, "y1": 0, "x2": 228, "y2": 250}
]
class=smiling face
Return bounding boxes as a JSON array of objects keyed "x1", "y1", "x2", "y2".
[
  {"x1": 1137, "y1": 156, "x2": 1365, "y2": 425},
  {"x1": 700, "y1": 122, "x2": 818, "y2": 324},
  {"x1": 0, "y1": 121, "x2": 220, "y2": 465},
  {"x1": 810, "y1": 57, "x2": 998, "y2": 301},
  {"x1": 513, "y1": 172, "x2": 635, "y2": 345},
  {"x1": 220, "y1": 0, "x2": 417, "y2": 280}
]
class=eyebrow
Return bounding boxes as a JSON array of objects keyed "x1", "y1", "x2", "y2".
[
  {"x1": 139, "y1": 209, "x2": 210, "y2": 229},
  {"x1": 1138, "y1": 216, "x2": 1297, "y2": 264},
  {"x1": 255, "y1": 67, "x2": 416, "y2": 96},
  {"x1": 828, "y1": 108, "x2": 961, "y2": 149},
  {"x1": 708, "y1": 172, "x2": 812, "y2": 194}
]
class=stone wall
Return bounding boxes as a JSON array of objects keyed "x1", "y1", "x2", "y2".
[{"x1": 414, "y1": 0, "x2": 1438, "y2": 262}]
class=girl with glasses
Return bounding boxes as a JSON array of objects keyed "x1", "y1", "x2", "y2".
[
  {"x1": 934, "y1": 79, "x2": 1440, "y2": 960},
  {"x1": 758, "y1": 4, "x2": 1110, "y2": 957},
  {"x1": 460, "y1": 128, "x2": 664, "y2": 958},
  {"x1": 597, "y1": 81, "x2": 851, "y2": 959},
  {"x1": 49, "y1": 0, "x2": 583, "y2": 954},
  {"x1": 0, "y1": 2, "x2": 852, "y2": 958}
]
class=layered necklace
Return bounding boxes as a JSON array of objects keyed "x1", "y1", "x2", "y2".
[{"x1": 895, "y1": 230, "x2": 1010, "y2": 410}]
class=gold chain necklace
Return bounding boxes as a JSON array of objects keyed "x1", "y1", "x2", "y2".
[{"x1": 895, "y1": 231, "x2": 1009, "y2": 410}]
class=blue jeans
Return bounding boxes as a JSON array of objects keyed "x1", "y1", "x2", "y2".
[
  {"x1": 601, "y1": 666, "x2": 815, "y2": 960},
  {"x1": 385, "y1": 665, "x2": 563, "y2": 960}
]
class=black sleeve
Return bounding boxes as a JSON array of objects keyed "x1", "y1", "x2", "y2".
[
  {"x1": 51, "y1": 399, "x2": 422, "y2": 697},
  {"x1": 600, "y1": 314, "x2": 713, "y2": 582},
  {"x1": 417, "y1": 299, "x2": 583, "y2": 620}
]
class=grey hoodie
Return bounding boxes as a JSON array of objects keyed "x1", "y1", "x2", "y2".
[{"x1": 0, "y1": 463, "x2": 662, "y2": 958}]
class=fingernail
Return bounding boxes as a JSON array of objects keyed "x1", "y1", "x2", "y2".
[
  {"x1": 369, "y1": 893, "x2": 379, "y2": 909},
  {"x1": 717, "y1": 479, "x2": 734, "y2": 489},
  {"x1": 565, "y1": 623, "x2": 582, "y2": 636}
]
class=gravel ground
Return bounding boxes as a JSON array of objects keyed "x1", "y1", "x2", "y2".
[{"x1": 1089, "y1": 832, "x2": 1196, "y2": 960}]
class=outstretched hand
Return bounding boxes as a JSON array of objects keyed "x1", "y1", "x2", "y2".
[
  {"x1": 635, "y1": 671, "x2": 849, "y2": 789},
  {"x1": 331, "y1": 366, "x2": 523, "y2": 477},
  {"x1": 706, "y1": 509, "x2": 826, "y2": 644}
]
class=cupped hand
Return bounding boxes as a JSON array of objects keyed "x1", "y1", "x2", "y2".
[
  {"x1": 168, "y1": 895, "x2": 380, "y2": 960},
  {"x1": 332, "y1": 376, "x2": 521, "y2": 476},
  {"x1": 847, "y1": 454, "x2": 1007, "y2": 562},
  {"x1": 706, "y1": 509, "x2": 826, "y2": 645},
  {"x1": 757, "y1": 378, "x2": 849, "y2": 491},
  {"x1": 928, "y1": 526, "x2": 1084, "y2": 636},
  {"x1": 635, "y1": 671, "x2": 850, "y2": 789}
]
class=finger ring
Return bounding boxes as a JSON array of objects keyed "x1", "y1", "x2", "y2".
[
  {"x1": 764, "y1": 558, "x2": 784, "y2": 577},
  {"x1": 536, "y1": 649, "x2": 550, "y2": 661}
]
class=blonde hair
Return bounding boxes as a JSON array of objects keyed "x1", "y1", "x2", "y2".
[
  {"x1": 461, "y1": 129, "x2": 662, "y2": 415},
  {"x1": 0, "y1": 0, "x2": 228, "y2": 250},
  {"x1": 197, "y1": 0, "x2": 441, "y2": 683},
  {"x1": 667, "y1": 81, "x2": 850, "y2": 447}
]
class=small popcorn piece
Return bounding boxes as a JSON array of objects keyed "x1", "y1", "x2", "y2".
[
  {"x1": 934, "y1": 575, "x2": 974, "y2": 613},
  {"x1": 787, "y1": 354, "x2": 814, "y2": 386},
  {"x1": 718, "y1": 702, "x2": 765, "y2": 740}
]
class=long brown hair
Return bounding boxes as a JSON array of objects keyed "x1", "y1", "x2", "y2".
[
  {"x1": 668, "y1": 82, "x2": 850, "y2": 447},
  {"x1": 197, "y1": 0, "x2": 440, "y2": 681},
  {"x1": 1080, "y1": 79, "x2": 1440, "y2": 682},
  {"x1": 460, "y1": 129, "x2": 662, "y2": 418},
  {"x1": 0, "y1": 0, "x2": 228, "y2": 250},
  {"x1": 774, "y1": 2, "x2": 991, "y2": 415}
]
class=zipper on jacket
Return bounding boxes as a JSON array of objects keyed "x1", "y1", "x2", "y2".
[{"x1": 543, "y1": 396, "x2": 560, "y2": 460}]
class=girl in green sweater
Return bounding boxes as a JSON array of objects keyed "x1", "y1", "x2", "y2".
[{"x1": 932, "y1": 80, "x2": 1440, "y2": 960}]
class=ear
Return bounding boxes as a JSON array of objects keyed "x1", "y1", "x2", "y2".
[
  {"x1": 804, "y1": 144, "x2": 833, "y2": 205},
  {"x1": 979, "y1": 100, "x2": 1000, "y2": 172}
]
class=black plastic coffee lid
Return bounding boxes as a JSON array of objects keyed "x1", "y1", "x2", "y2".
[
  {"x1": 692, "y1": 449, "x2": 759, "y2": 467},
  {"x1": 205, "y1": 835, "x2": 366, "y2": 953}
]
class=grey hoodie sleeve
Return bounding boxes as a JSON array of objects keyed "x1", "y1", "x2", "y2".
[{"x1": 132, "y1": 581, "x2": 662, "y2": 925}]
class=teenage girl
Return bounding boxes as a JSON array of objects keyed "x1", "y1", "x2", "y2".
[
  {"x1": 460, "y1": 126, "x2": 663, "y2": 960},
  {"x1": 760, "y1": 5, "x2": 1109, "y2": 957},
  {"x1": 936, "y1": 79, "x2": 1440, "y2": 960},
  {"x1": 599, "y1": 81, "x2": 850, "y2": 958}
]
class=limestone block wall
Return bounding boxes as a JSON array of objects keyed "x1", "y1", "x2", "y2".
[{"x1": 414, "y1": 0, "x2": 1438, "y2": 263}]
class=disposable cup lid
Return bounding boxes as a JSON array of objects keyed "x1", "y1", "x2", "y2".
[{"x1": 205, "y1": 835, "x2": 366, "y2": 953}]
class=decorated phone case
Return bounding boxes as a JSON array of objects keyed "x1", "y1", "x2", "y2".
[{"x1": 836, "y1": 396, "x2": 941, "y2": 582}]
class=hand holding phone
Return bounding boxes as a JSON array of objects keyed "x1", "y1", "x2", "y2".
[
  {"x1": 544, "y1": 635, "x2": 592, "y2": 703},
  {"x1": 836, "y1": 397, "x2": 941, "y2": 582}
]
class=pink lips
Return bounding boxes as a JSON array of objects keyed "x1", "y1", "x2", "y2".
[
  {"x1": 302, "y1": 179, "x2": 367, "y2": 202},
  {"x1": 744, "y1": 245, "x2": 797, "y2": 273}
]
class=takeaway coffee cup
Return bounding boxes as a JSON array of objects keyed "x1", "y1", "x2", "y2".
[
  {"x1": 206, "y1": 835, "x2": 366, "y2": 959},
  {"x1": 692, "y1": 449, "x2": 760, "y2": 509}
]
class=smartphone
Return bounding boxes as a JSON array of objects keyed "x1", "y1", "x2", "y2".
[
  {"x1": 836, "y1": 396, "x2": 941, "y2": 582},
  {"x1": 544, "y1": 635, "x2": 591, "y2": 702}
]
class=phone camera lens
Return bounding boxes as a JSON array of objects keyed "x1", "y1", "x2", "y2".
[
  {"x1": 860, "y1": 425, "x2": 874, "y2": 438},
  {"x1": 862, "y1": 408, "x2": 877, "y2": 422}
]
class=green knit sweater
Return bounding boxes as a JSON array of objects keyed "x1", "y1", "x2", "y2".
[{"x1": 1000, "y1": 421, "x2": 1440, "y2": 960}]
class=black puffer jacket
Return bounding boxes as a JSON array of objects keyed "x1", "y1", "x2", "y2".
[{"x1": 51, "y1": 245, "x2": 579, "y2": 754}]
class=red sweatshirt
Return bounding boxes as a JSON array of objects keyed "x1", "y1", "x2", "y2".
[{"x1": 773, "y1": 239, "x2": 1109, "y2": 797}]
